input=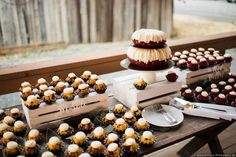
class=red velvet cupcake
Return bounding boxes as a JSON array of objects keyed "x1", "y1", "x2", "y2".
[
  {"x1": 197, "y1": 91, "x2": 210, "y2": 103},
  {"x1": 214, "y1": 94, "x2": 227, "y2": 105},
  {"x1": 181, "y1": 85, "x2": 188, "y2": 95},
  {"x1": 183, "y1": 89, "x2": 194, "y2": 101},
  {"x1": 196, "y1": 52, "x2": 203, "y2": 56},
  {"x1": 177, "y1": 59, "x2": 187, "y2": 69},
  {"x1": 172, "y1": 57, "x2": 179, "y2": 66},
  {"x1": 227, "y1": 91, "x2": 236, "y2": 103},
  {"x1": 166, "y1": 71, "x2": 178, "y2": 82},
  {"x1": 189, "y1": 53, "x2": 196, "y2": 58},
  {"x1": 231, "y1": 101, "x2": 236, "y2": 107},
  {"x1": 218, "y1": 81, "x2": 226, "y2": 90},
  {"x1": 199, "y1": 58, "x2": 209, "y2": 69},
  {"x1": 224, "y1": 54, "x2": 233, "y2": 63},
  {"x1": 207, "y1": 83, "x2": 218, "y2": 92},
  {"x1": 194, "y1": 86, "x2": 203, "y2": 97},
  {"x1": 222, "y1": 85, "x2": 232, "y2": 95},
  {"x1": 231, "y1": 73, "x2": 236, "y2": 80},
  {"x1": 208, "y1": 56, "x2": 216, "y2": 66},
  {"x1": 216, "y1": 56, "x2": 224, "y2": 64},
  {"x1": 227, "y1": 78, "x2": 235, "y2": 86},
  {"x1": 210, "y1": 88, "x2": 220, "y2": 100},
  {"x1": 187, "y1": 57, "x2": 195, "y2": 64},
  {"x1": 198, "y1": 47, "x2": 205, "y2": 52},
  {"x1": 233, "y1": 84, "x2": 236, "y2": 91},
  {"x1": 174, "y1": 52, "x2": 182, "y2": 57},
  {"x1": 196, "y1": 55, "x2": 204, "y2": 61},
  {"x1": 188, "y1": 59, "x2": 199, "y2": 71},
  {"x1": 213, "y1": 53, "x2": 220, "y2": 58},
  {"x1": 190, "y1": 49, "x2": 198, "y2": 54},
  {"x1": 204, "y1": 51, "x2": 211, "y2": 55},
  {"x1": 182, "y1": 50, "x2": 189, "y2": 56},
  {"x1": 180, "y1": 54, "x2": 187, "y2": 60},
  {"x1": 208, "y1": 48, "x2": 215, "y2": 53}
]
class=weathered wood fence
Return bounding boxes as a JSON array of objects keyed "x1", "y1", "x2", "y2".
[{"x1": 0, "y1": 0, "x2": 173, "y2": 48}]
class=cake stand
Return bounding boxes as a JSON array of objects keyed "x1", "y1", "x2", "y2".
[{"x1": 120, "y1": 59, "x2": 174, "y2": 83}]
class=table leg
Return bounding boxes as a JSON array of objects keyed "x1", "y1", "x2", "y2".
[{"x1": 208, "y1": 136, "x2": 224, "y2": 155}]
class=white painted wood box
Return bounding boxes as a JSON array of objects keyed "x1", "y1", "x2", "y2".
[
  {"x1": 22, "y1": 92, "x2": 108, "y2": 129},
  {"x1": 113, "y1": 74, "x2": 181, "y2": 108}
]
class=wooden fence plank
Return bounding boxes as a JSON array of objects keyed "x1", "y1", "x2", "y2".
[
  {"x1": 112, "y1": 0, "x2": 124, "y2": 41},
  {"x1": 80, "y1": 0, "x2": 90, "y2": 43},
  {"x1": 123, "y1": 0, "x2": 135, "y2": 40},
  {"x1": 146, "y1": 0, "x2": 161, "y2": 29}
]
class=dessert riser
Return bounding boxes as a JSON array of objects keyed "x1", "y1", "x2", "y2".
[{"x1": 22, "y1": 93, "x2": 109, "y2": 129}]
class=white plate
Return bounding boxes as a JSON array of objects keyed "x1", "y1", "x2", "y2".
[{"x1": 142, "y1": 104, "x2": 184, "y2": 127}]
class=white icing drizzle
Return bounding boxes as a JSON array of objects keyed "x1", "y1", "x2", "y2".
[
  {"x1": 14, "y1": 120, "x2": 25, "y2": 128},
  {"x1": 115, "y1": 104, "x2": 124, "y2": 109},
  {"x1": 107, "y1": 143, "x2": 118, "y2": 152},
  {"x1": 75, "y1": 78, "x2": 84, "y2": 83},
  {"x1": 209, "y1": 57, "x2": 215, "y2": 61},
  {"x1": 208, "y1": 48, "x2": 215, "y2": 51},
  {"x1": 142, "y1": 131, "x2": 153, "y2": 139},
  {"x1": 44, "y1": 90, "x2": 55, "y2": 96},
  {"x1": 79, "y1": 153, "x2": 91, "y2": 157},
  {"x1": 105, "y1": 113, "x2": 115, "y2": 120},
  {"x1": 224, "y1": 85, "x2": 232, "y2": 90},
  {"x1": 127, "y1": 46, "x2": 172, "y2": 63},
  {"x1": 116, "y1": 118, "x2": 125, "y2": 125},
  {"x1": 189, "y1": 53, "x2": 196, "y2": 57},
  {"x1": 52, "y1": 76, "x2": 59, "y2": 82},
  {"x1": 4, "y1": 116, "x2": 15, "y2": 123},
  {"x1": 67, "y1": 144, "x2": 79, "y2": 152},
  {"x1": 187, "y1": 57, "x2": 195, "y2": 62},
  {"x1": 83, "y1": 71, "x2": 91, "y2": 75},
  {"x1": 216, "y1": 56, "x2": 224, "y2": 60},
  {"x1": 213, "y1": 53, "x2": 220, "y2": 57},
  {"x1": 39, "y1": 84, "x2": 48, "y2": 90},
  {"x1": 131, "y1": 106, "x2": 139, "y2": 112},
  {"x1": 93, "y1": 127, "x2": 104, "y2": 136},
  {"x1": 178, "y1": 59, "x2": 186, "y2": 64},
  {"x1": 198, "y1": 47, "x2": 205, "y2": 51},
  {"x1": 199, "y1": 58, "x2": 207, "y2": 62},
  {"x1": 219, "y1": 81, "x2": 226, "y2": 85},
  {"x1": 0, "y1": 123, "x2": 9, "y2": 132},
  {"x1": 196, "y1": 56, "x2": 203, "y2": 60},
  {"x1": 218, "y1": 94, "x2": 226, "y2": 99},
  {"x1": 185, "y1": 89, "x2": 192, "y2": 94},
  {"x1": 78, "y1": 84, "x2": 89, "y2": 90},
  {"x1": 28, "y1": 129, "x2": 39, "y2": 137},
  {"x1": 7, "y1": 141, "x2": 18, "y2": 149},
  {"x1": 10, "y1": 108, "x2": 20, "y2": 114},
  {"x1": 181, "y1": 85, "x2": 188, "y2": 88},
  {"x1": 201, "y1": 91, "x2": 208, "y2": 97},
  {"x1": 91, "y1": 141, "x2": 102, "y2": 148},
  {"x1": 90, "y1": 74, "x2": 98, "y2": 80},
  {"x1": 125, "y1": 128, "x2": 135, "y2": 136},
  {"x1": 96, "y1": 80, "x2": 105, "y2": 85},
  {"x1": 21, "y1": 81, "x2": 30, "y2": 87},
  {"x1": 182, "y1": 51, "x2": 189, "y2": 55},
  {"x1": 228, "y1": 78, "x2": 235, "y2": 83},
  {"x1": 0, "y1": 109, "x2": 4, "y2": 114},
  {"x1": 107, "y1": 133, "x2": 118, "y2": 141},
  {"x1": 63, "y1": 87, "x2": 74, "y2": 94},
  {"x1": 190, "y1": 49, "x2": 197, "y2": 53},
  {"x1": 138, "y1": 118, "x2": 147, "y2": 126},
  {"x1": 22, "y1": 87, "x2": 31, "y2": 93},
  {"x1": 75, "y1": 131, "x2": 86, "y2": 139},
  {"x1": 3, "y1": 131, "x2": 14, "y2": 139},
  {"x1": 49, "y1": 136, "x2": 60, "y2": 145},
  {"x1": 59, "y1": 123, "x2": 69, "y2": 131},
  {"x1": 131, "y1": 29, "x2": 166, "y2": 43},
  {"x1": 229, "y1": 91, "x2": 236, "y2": 96},
  {"x1": 196, "y1": 52, "x2": 203, "y2": 56},
  {"x1": 224, "y1": 54, "x2": 231, "y2": 57},
  {"x1": 124, "y1": 112, "x2": 133, "y2": 119},
  {"x1": 180, "y1": 54, "x2": 187, "y2": 59},
  {"x1": 68, "y1": 73, "x2": 76, "y2": 78},
  {"x1": 42, "y1": 151, "x2": 55, "y2": 157},
  {"x1": 211, "y1": 88, "x2": 219, "y2": 93},
  {"x1": 210, "y1": 84, "x2": 217, "y2": 89},
  {"x1": 38, "y1": 78, "x2": 46, "y2": 84},
  {"x1": 195, "y1": 86, "x2": 203, "y2": 92},
  {"x1": 125, "y1": 138, "x2": 136, "y2": 145},
  {"x1": 27, "y1": 95, "x2": 38, "y2": 102},
  {"x1": 172, "y1": 56, "x2": 179, "y2": 61},
  {"x1": 81, "y1": 118, "x2": 91, "y2": 125},
  {"x1": 191, "y1": 59, "x2": 198, "y2": 64},
  {"x1": 174, "y1": 52, "x2": 181, "y2": 56},
  {"x1": 25, "y1": 140, "x2": 36, "y2": 148},
  {"x1": 56, "y1": 82, "x2": 65, "y2": 87}
]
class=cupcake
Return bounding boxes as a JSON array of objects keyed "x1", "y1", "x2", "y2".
[
  {"x1": 72, "y1": 78, "x2": 84, "y2": 89},
  {"x1": 35, "y1": 78, "x2": 48, "y2": 88},
  {"x1": 77, "y1": 84, "x2": 90, "y2": 98},
  {"x1": 55, "y1": 82, "x2": 66, "y2": 94},
  {"x1": 23, "y1": 140, "x2": 39, "y2": 157},
  {"x1": 199, "y1": 58, "x2": 209, "y2": 69},
  {"x1": 61, "y1": 87, "x2": 75, "y2": 101},
  {"x1": 78, "y1": 118, "x2": 94, "y2": 133},
  {"x1": 180, "y1": 85, "x2": 188, "y2": 95},
  {"x1": 0, "y1": 123, "x2": 11, "y2": 136},
  {"x1": 39, "y1": 84, "x2": 49, "y2": 97},
  {"x1": 65, "y1": 73, "x2": 77, "y2": 84},
  {"x1": 65, "y1": 144, "x2": 83, "y2": 157},
  {"x1": 210, "y1": 88, "x2": 220, "y2": 99},
  {"x1": 133, "y1": 78, "x2": 147, "y2": 90},
  {"x1": 197, "y1": 91, "x2": 210, "y2": 103},
  {"x1": 43, "y1": 90, "x2": 56, "y2": 104},
  {"x1": 102, "y1": 113, "x2": 116, "y2": 125},
  {"x1": 208, "y1": 57, "x2": 216, "y2": 66},
  {"x1": 182, "y1": 50, "x2": 189, "y2": 56},
  {"x1": 177, "y1": 59, "x2": 187, "y2": 69},
  {"x1": 172, "y1": 56, "x2": 179, "y2": 66},
  {"x1": 24, "y1": 95, "x2": 40, "y2": 109},
  {"x1": 216, "y1": 56, "x2": 224, "y2": 64},
  {"x1": 180, "y1": 54, "x2": 187, "y2": 60},
  {"x1": 189, "y1": 53, "x2": 196, "y2": 58},
  {"x1": 87, "y1": 141, "x2": 105, "y2": 156},
  {"x1": 47, "y1": 136, "x2": 63, "y2": 152},
  {"x1": 134, "y1": 118, "x2": 150, "y2": 131},
  {"x1": 231, "y1": 101, "x2": 236, "y2": 107},
  {"x1": 228, "y1": 78, "x2": 235, "y2": 86},
  {"x1": 104, "y1": 133, "x2": 119, "y2": 145},
  {"x1": 3, "y1": 116, "x2": 15, "y2": 126},
  {"x1": 122, "y1": 138, "x2": 139, "y2": 154},
  {"x1": 1, "y1": 132, "x2": 17, "y2": 146},
  {"x1": 57, "y1": 123, "x2": 74, "y2": 138},
  {"x1": 0, "y1": 109, "x2": 6, "y2": 120},
  {"x1": 10, "y1": 108, "x2": 22, "y2": 120},
  {"x1": 91, "y1": 126, "x2": 107, "y2": 140},
  {"x1": 227, "y1": 91, "x2": 236, "y2": 103},
  {"x1": 20, "y1": 81, "x2": 32, "y2": 91},
  {"x1": 28, "y1": 129, "x2": 41, "y2": 143},
  {"x1": 224, "y1": 54, "x2": 232, "y2": 63},
  {"x1": 94, "y1": 80, "x2": 107, "y2": 94},
  {"x1": 166, "y1": 71, "x2": 178, "y2": 82},
  {"x1": 188, "y1": 59, "x2": 199, "y2": 71},
  {"x1": 50, "y1": 76, "x2": 62, "y2": 87},
  {"x1": 72, "y1": 131, "x2": 88, "y2": 146},
  {"x1": 198, "y1": 47, "x2": 205, "y2": 52},
  {"x1": 113, "y1": 104, "x2": 127, "y2": 115},
  {"x1": 87, "y1": 74, "x2": 98, "y2": 87},
  {"x1": 41, "y1": 151, "x2": 56, "y2": 157},
  {"x1": 194, "y1": 86, "x2": 203, "y2": 96},
  {"x1": 215, "y1": 94, "x2": 227, "y2": 105},
  {"x1": 81, "y1": 71, "x2": 92, "y2": 82},
  {"x1": 218, "y1": 81, "x2": 226, "y2": 90},
  {"x1": 222, "y1": 85, "x2": 232, "y2": 95},
  {"x1": 79, "y1": 153, "x2": 91, "y2": 157},
  {"x1": 140, "y1": 131, "x2": 156, "y2": 146},
  {"x1": 104, "y1": 143, "x2": 121, "y2": 157},
  {"x1": 174, "y1": 51, "x2": 181, "y2": 57},
  {"x1": 196, "y1": 55, "x2": 204, "y2": 61},
  {"x1": 190, "y1": 48, "x2": 197, "y2": 53},
  {"x1": 20, "y1": 87, "x2": 33, "y2": 100},
  {"x1": 196, "y1": 52, "x2": 204, "y2": 56},
  {"x1": 13, "y1": 120, "x2": 27, "y2": 135},
  {"x1": 213, "y1": 53, "x2": 220, "y2": 58},
  {"x1": 123, "y1": 128, "x2": 138, "y2": 140},
  {"x1": 182, "y1": 89, "x2": 194, "y2": 101},
  {"x1": 113, "y1": 118, "x2": 128, "y2": 133},
  {"x1": 208, "y1": 48, "x2": 215, "y2": 53},
  {"x1": 4, "y1": 141, "x2": 21, "y2": 157},
  {"x1": 123, "y1": 112, "x2": 136, "y2": 124},
  {"x1": 129, "y1": 106, "x2": 142, "y2": 118}
]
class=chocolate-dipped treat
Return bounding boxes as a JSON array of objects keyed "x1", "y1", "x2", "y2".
[
  {"x1": 197, "y1": 91, "x2": 210, "y2": 103},
  {"x1": 188, "y1": 59, "x2": 199, "y2": 71},
  {"x1": 172, "y1": 56, "x2": 179, "y2": 66},
  {"x1": 210, "y1": 88, "x2": 220, "y2": 100},
  {"x1": 194, "y1": 86, "x2": 203, "y2": 97},
  {"x1": 224, "y1": 54, "x2": 233, "y2": 63},
  {"x1": 166, "y1": 71, "x2": 178, "y2": 82},
  {"x1": 177, "y1": 59, "x2": 187, "y2": 69},
  {"x1": 199, "y1": 58, "x2": 209, "y2": 69},
  {"x1": 216, "y1": 56, "x2": 225, "y2": 64},
  {"x1": 218, "y1": 81, "x2": 226, "y2": 90},
  {"x1": 222, "y1": 85, "x2": 232, "y2": 95},
  {"x1": 215, "y1": 94, "x2": 227, "y2": 105},
  {"x1": 227, "y1": 91, "x2": 236, "y2": 103},
  {"x1": 183, "y1": 89, "x2": 194, "y2": 101},
  {"x1": 180, "y1": 85, "x2": 188, "y2": 95}
]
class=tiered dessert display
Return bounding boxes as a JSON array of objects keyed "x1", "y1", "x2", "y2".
[
  {"x1": 20, "y1": 71, "x2": 108, "y2": 129},
  {"x1": 171, "y1": 48, "x2": 232, "y2": 85},
  {"x1": 114, "y1": 29, "x2": 181, "y2": 108}
]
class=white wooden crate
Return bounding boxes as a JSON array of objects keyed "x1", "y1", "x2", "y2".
[
  {"x1": 22, "y1": 92, "x2": 108, "y2": 129},
  {"x1": 113, "y1": 73, "x2": 181, "y2": 108},
  {"x1": 172, "y1": 63, "x2": 231, "y2": 85}
]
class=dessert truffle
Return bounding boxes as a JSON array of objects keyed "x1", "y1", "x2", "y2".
[
  {"x1": 87, "y1": 74, "x2": 98, "y2": 87},
  {"x1": 3, "y1": 116, "x2": 15, "y2": 126},
  {"x1": 65, "y1": 73, "x2": 77, "y2": 84},
  {"x1": 224, "y1": 54, "x2": 233, "y2": 63},
  {"x1": 1, "y1": 132, "x2": 17, "y2": 146},
  {"x1": 183, "y1": 89, "x2": 194, "y2": 101},
  {"x1": 50, "y1": 76, "x2": 62, "y2": 87},
  {"x1": 77, "y1": 84, "x2": 90, "y2": 98},
  {"x1": 57, "y1": 123, "x2": 74, "y2": 138},
  {"x1": 81, "y1": 71, "x2": 92, "y2": 82},
  {"x1": 10, "y1": 108, "x2": 22, "y2": 120},
  {"x1": 91, "y1": 126, "x2": 107, "y2": 140},
  {"x1": 122, "y1": 138, "x2": 139, "y2": 154},
  {"x1": 177, "y1": 59, "x2": 187, "y2": 69},
  {"x1": 55, "y1": 82, "x2": 66, "y2": 94},
  {"x1": 188, "y1": 59, "x2": 199, "y2": 71},
  {"x1": 47, "y1": 136, "x2": 63, "y2": 152},
  {"x1": 113, "y1": 118, "x2": 128, "y2": 133},
  {"x1": 140, "y1": 131, "x2": 156, "y2": 146},
  {"x1": 61, "y1": 87, "x2": 75, "y2": 101},
  {"x1": 23, "y1": 140, "x2": 39, "y2": 157},
  {"x1": 20, "y1": 87, "x2": 33, "y2": 101},
  {"x1": 133, "y1": 78, "x2": 147, "y2": 90},
  {"x1": 104, "y1": 143, "x2": 121, "y2": 157},
  {"x1": 72, "y1": 131, "x2": 88, "y2": 146},
  {"x1": 197, "y1": 91, "x2": 210, "y2": 103},
  {"x1": 13, "y1": 120, "x2": 27, "y2": 135},
  {"x1": 102, "y1": 113, "x2": 116, "y2": 125},
  {"x1": 87, "y1": 141, "x2": 105, "y2": 156},
  {"x1": 210, "y1": 88, "x2": 220, "y2": 99},
  {"x1": 123, "y1": 128, "x2": 138, "y2": 140},
  {"x1": 195, "y1": 86, "x2": 203, "y2": 96},
  {"x1": 134, "y1": 118, "x2": 150, "y2": 131},
  {"x1": 24, "y1": 95, "x2": 40, "y2": 109},
  {"x1": 28, "y1": 129, "x2": 41, "y2": 143},
  {"x1": 123, "y1": 112, "x2": 136, "y2": 124},
  {"x1": 104, "y1": 133, "x2": 119, "y2": 145},
  {"x1": 72, "y1": 78, "x2": 84, "y2": 89},
  {"x1": 65, "y1": 144, "x2": 83, "y2": 157},
  {"x1": 166, "y1": 71, "x2": 178, "y2": 82},
  {"x1": 94, "y1": 80, "x2": 107, "y2": 94},
  {"x1": 4, "y1": 141, "x2": 21, "y2": 157},
  {"x1": 199, "y1": 58, "x2": 209, "y2": 69},
  {"x1": 78, "y1": 118, "x2": 94, "y2": 133},
  {"x1": 129, "y1": 106, "x2": 142, "y2": 118},
  {"x1": 215, "y1": 94, "x2": 227, "y2": 105},
  {"x1": 113, "y1": 104, "x2": 127, "y2": 115},
  {"x1": 43, "y1": 90, "x2": 56, "y2": 104}
]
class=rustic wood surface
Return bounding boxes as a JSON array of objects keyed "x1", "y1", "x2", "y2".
[{"x1": 0, "y1": 0, "x2": 173, "y2": 48}]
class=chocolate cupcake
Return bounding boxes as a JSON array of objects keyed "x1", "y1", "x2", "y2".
[
  {"x1": 65, "y1": 73, "x2": 77, "y2": 84},
  {"x1": 9, "y1": 108, "x2": 22, "y2": 120},
  {"x1": 215, "y1": 94, "x2": 227, "y2": 105},
  {"x1": 55, "y1": 82, "x2": 66, "y2": 95},
  {"x1": 208, "y1": 56, "x2": 216, "y2": 66},
  {"x1": 198, "y1": 47, "x2": 205, "y2": 52},
  {"x1": 216, "y1": 56, "x2": 225, "y2": 64},
  {"x1": 199, "y1": 58, "x2": 209, "y2": 69},
  {"x1": 227, "y1": 91, "x2": 236, "y2": 103},
  {"x1": 174, "y1": 52, "x2": 182, "y2": 57},
  {"x1": 183, "y1": 89, "x2": 194, "y2": 101},
  {"x1": 222, "y1": 85, "x2": 232, "y2": 95},
  {"x1": 218, "y1": 81, "x2": 226, "y2": 90},
  {"x1": 28, "y1": 129, "x2": 41, "y2": 143},
  {"x1": 50, "y1": 76, "x2": 62, "y2": 87},
  {"x1": 194, "y1": 86, "x2": 203, "y2": 97},
  {"x1": 224, "y1": 54, "x2": 233, "y2": 63},
  {"x1": 177, "y1": 59, "x2": 187, "y2": 69},
  {"x1": 77, "y1": 84, "x2": 90, "y2": 98},
  {"x1": 81, "y1": 71, "x2": 92, "y2": 82},
  {"x1": 208, "y1": 48, "x2": 215, "y2": 53},
  {"x1": 3, "y1": 116, "x2": 15, "y2": 126},
  {"x1": 188, "y1": 59, "x2": 199, "y2": 71},
  {"x1": 182, "y1": 50, "x2": 189, "y2": 56},
  {"x1": 204, "y1": 51, "x2": 211, "y2": 55},
  {"x1": 227, "y1": 78, "x2": 235, "y2": 86},
  {"x1": 197, "y1": 91, "x2": 210, "y2": 103},
  {"x1": 172, "y1": 56, "x2": 179, "y2": 66},
  {"x1": 189, "y1": 53, "x2": 197, "y2": 58},
  {"x1": 180, "y1": 85, "x2": 188, "y2": 95},
  {"x1": 210, "y1": 88, "x2": 220, "y2": 99},
  {"x1": 38, "y1": 84, "x2": 49, "y2": 97},
  {"x1": 196, "y1": 55, "x2": 204, "y2": 61},
  {"x1": 196, "y1": 52, "x2": 203, "y2": 56},
  {"x1": 113, "y1": 104, "x2": 127, "y2": 115},
  {"x1": 190, "y1": 48, "x2": 197, "y2": 53},
  {"x1": 166, "y1": 71, "x2": 178, "y2": 82},
  {"x1": 187, "y1": 57, "x2": 195, "y2": 63},
  {"x1": 133, "y1": 79, "x2": 147, "y2": 90},
  {"x1": 180, "y1": 54, "x2": 187, "y2": 60}
]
